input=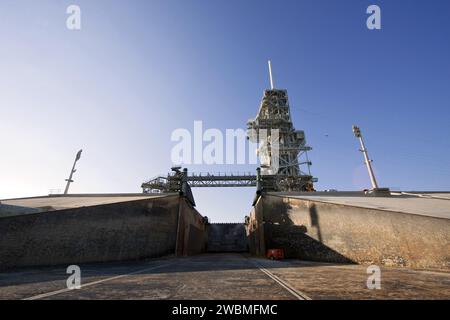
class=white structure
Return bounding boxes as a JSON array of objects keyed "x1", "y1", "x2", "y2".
[{"x1": 352, "y1": 125, "x2": 379, "y2": 189}]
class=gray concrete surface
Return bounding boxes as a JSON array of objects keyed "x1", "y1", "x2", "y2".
[
  {"x1": 0, "y1": 194, "x2": 207, "y2": 270},
  {"x1": 247, "y1": 193, "x2": 450, "y2": 269},
  {"x1": 271, "y1": 192, "x2": 450, "y2": 219},
  {"x1": 0, "y1": 254, "x2": 448, "y2": 300},
  {"x1": 1, "y1": 193, "x2": 170, "y2": 217}
]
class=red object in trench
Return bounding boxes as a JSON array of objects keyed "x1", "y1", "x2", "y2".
[{"x1": 266, "y1": 249, "x2": 284, "y2": 260}]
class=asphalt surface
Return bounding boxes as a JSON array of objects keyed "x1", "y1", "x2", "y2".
[{"x1": 0, "y1": 254, "x2": 449, "y2": 300}]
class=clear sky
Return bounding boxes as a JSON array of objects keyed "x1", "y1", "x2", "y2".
[{"x1": 1, "y1": 0, "x2": 449, "y2": 222}]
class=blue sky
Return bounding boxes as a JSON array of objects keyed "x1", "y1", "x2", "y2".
[{"x1": 1, "y1": 0, "x2": 449, "y2": 222}]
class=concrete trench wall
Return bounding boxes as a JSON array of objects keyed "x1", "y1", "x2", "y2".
[
  {"x1": 175, "y1": 198, "x2": 208, "y2": 256},
  {"x1": 0, "y1": 195, "x2": 207, "y2": 270},
  {"x1": 246, "y1": 194, "x2": 450, "y2": 270},
  {"x1": 246, "y1": 198, "x2": 265, "y2": 257}
]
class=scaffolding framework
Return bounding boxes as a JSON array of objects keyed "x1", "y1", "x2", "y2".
[
  {"x1": 141, "y1": 61, "x2": 317, "y2": 194},
  {"x1": 245, "y1": 86, "x2": 316, "y2": 191},
  {"x1": 142, "y1": 172, "x2": 257, "y2": 193},
  {"x1": 247, "y1": 89, "x2": 313, "y2": 176}
]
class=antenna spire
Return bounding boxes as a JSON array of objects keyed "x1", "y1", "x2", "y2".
[{"x1": 268, "y1": 60, "x2": 275, "y2": 89}]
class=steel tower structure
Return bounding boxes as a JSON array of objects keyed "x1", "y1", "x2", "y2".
[
  {"x1": 246, "y1": 61, "x2": 316, "y2": 191},
  {"x1": 142, "y1": 61, "x2": 317, "y2": 194}
]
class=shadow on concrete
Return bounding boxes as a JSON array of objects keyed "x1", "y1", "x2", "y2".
[
  {"x1": 0, "y1": 253, "x2": 354, "y2": 290},
  {"x1": 264, "y1": 202, "x2": 354, "y2": 264},
  {"x1": 309, "y1": 204, "x2": 323, "y2": 243},
  {"x1": 0, "y1": 201, "x2": 355, "y2": 290}
]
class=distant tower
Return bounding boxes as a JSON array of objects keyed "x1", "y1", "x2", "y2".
[
  {"x1": 352, "y1": 125, "x2": 390, "y2": 196},
  {"x1": 352, "y1": 125, "x2": 378, "y2": 189},
  {"x1": 247, "y1": 61, "x2": 316, "y2": 191},
  {"x1": 64, "y1": 149, "x2": 82, "y2": 194}
]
